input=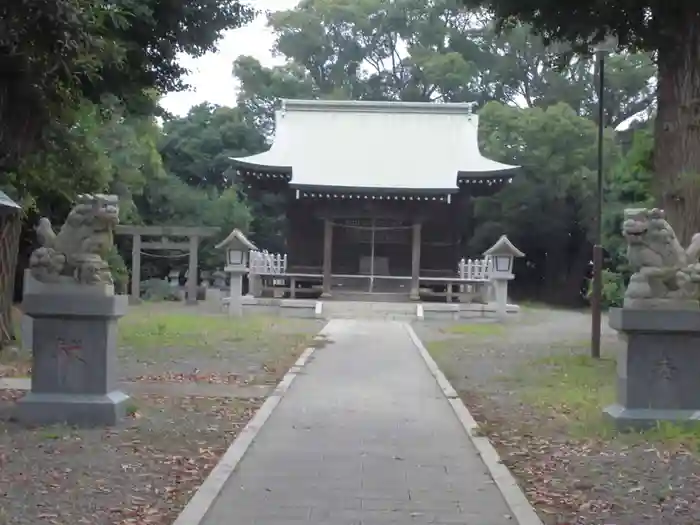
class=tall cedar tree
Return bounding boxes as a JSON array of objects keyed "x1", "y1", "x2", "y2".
[{"x1": 461, "y1": 1, "x2": 699, "y2": 242}]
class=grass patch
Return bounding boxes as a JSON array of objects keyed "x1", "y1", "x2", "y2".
[
  {"x1": 640, "y1": 421, "x2": 700, "y2": 452},
  {"x1": 520, "y1": 352, "x2": 616, "y2": 436},
  {"x1": 425, "y1": 340, "x2": 459, "y2": 356},
  {"x1": 119, "y1": 312, "x2": 283, "y2": 352},
  {"x1": 444, "y1": 322, "x2": 504, "y2": 336},
  {"x1": 518, "y1": 350, "x2": 700, "y2": 448}
]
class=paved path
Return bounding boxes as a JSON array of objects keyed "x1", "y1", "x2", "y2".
[{"x1": 201, "y1": 320, "x2": 514, "y2": 525}]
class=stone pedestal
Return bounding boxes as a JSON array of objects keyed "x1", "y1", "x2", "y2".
[
  {"x1": 604, "y1": 308, "x2": 700, "y2": 430},
  {"x1": 17, "y1": 274, "x2": 129, "y2": 427},
  {"x1": 226, "y1": 267, "x2": 246, "y2": 317},
  {"x1": 488, "y1": 277, "x2": 513, "y2": 320}
]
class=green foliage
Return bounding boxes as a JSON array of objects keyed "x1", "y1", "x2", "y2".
[
  {"x1": 468, "y1": 23, "x2": 656, "y2": 127},
  {"x1": 140, "y1": 279, "x2": 182, "y2": 302},
  {"x1": 132, "y1": 173, "x2": 252, "y2": 271},
  {"x1": 88, "y1": 0, "x2": 255, "y2": 114},
  {"x1": 159, "y1": 103, "x2": 266, "y2": 189},
  {"x1": 0, "y1": 0, "x2": 121, "y2": 172},
  {"x1": 460, "y1": 0, "x2": 700, "y2": 242},
  {"x1": 6, "y1": 96, "x2": 166, "y2": 221},
  {"x1": 234, "y1": 56, "x2": 318, "y2": 137},
  {"x1": 233, "y1": 0, "x2": 655, "y2": 136},
  {"x1": 2, "y1": 0, "x2": 255, "y2": 211},
  {"x1": 247, "y1": 192, "x2": 289, "y2": 254},
  {"x1": 149, "y1": 103, "x2": 275, "y2": 268},
  {"x1": 471, "y1": 102, "x2": 619, "y2": 303},
  {"x1": 105, "y1": 245, "x2": 129, "y2": 295},
  {"x1": 603, "y1": 128, "x2": 654, "y2": 270},
  {"x1": 585, "y1": 269, "x2": 626, "y2": 309},
  {"x1": 459, "y1": 0, "x2": 687, "y2": 55},
  {"x1": 200, "y1": 187, "x2": 253, "y2": 268}
]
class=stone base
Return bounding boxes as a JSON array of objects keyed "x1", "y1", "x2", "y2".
[
  {"x1": 421, "y1": 302, "x2": 520, "y2": 321},
  {"x1": 16, "y1": 390, "x2": 130, "y2": 427},
  {"x1": 606, "y1": 307, "x2": 700, "y2": 429},
  {"x1": 232, "y1": 297, "x2": 321, "y2": 318},
  {"x1": 623, "y1": 297, "x2": 699, "y2": 310},
  {"x1": 21, "y1": 285, "x2": 129, "y2": 427},
  {"x1": 604, "y1": 403, "x2": 700, "y2": 431}
]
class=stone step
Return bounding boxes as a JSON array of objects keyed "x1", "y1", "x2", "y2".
[{"x1": 322, "y1": 300, "x2": 417, "y2": 319}]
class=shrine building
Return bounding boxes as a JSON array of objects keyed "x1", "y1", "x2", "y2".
[{"x1": 232, "y1": 99, "x2": 518, "y2": 301}]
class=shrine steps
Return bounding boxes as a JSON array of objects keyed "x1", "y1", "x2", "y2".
[
  {"x1": 321, "y1": 300, "x2": 416, "y2": 320},
  {"x1": 328, "y1": 291, "x2": 411, "y2": 303}
]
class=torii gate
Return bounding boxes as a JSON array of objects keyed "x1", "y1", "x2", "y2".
[{"x1": 115, "y1": 225, "x2": 219, "y2": 304}]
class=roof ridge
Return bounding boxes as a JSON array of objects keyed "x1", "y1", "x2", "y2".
[{"x1": 280, "y1": 99, "x2": 478, "y2": 115}]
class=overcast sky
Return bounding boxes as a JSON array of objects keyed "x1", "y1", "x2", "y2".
[{"x1": 160, "y1": 0, "x2": 299, "y2": 117}]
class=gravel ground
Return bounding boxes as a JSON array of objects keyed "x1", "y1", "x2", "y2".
[
  {"x1": 0, "y1": 302, "x2": 325, "y2": 525},
  {"x1": 415, "y1": 307, "x2": 700, "y2": 525}
]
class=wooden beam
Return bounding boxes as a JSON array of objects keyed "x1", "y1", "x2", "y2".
[
  {"x1": 322, "y1": 219, "x2": 333, "y2": 297},
  {"x1": 186, "y1": 236, "x2": 199, "y2": 305},
  {"x1": 131, "y1": 234, "x2": 141, "y2": 302},
  {"x1": 115, "y1": 225, "x2": 219, "y2": 237},
  {"x1": 141, "y1": 241, "x2": 191, "y2": 250},
  {"x1": 410, "y1": 222, "x2": 422, "y2": 300}
]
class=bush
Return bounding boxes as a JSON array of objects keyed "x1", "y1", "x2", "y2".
[
  {"x1": 586, "y1": 269, "x2": 626, "y2": 309},
  {"x1": 105, "y1": 246, "x2": 129, "y2": 294},
  {"x1": 141, "y1": 279, "x2": 182, "y2": 301}
]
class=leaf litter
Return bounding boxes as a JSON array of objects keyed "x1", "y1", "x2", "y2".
[
  {"x1": 0, "y1": 306, "x2": 323, "y2": 525},
  {"x1": 416, "y1": 309, "x2": 700, "y2": 525}
]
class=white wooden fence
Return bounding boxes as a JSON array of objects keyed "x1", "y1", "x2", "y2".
[
  {"x1": 249, "y1": 250, "x2": 288, "y2": 275},
  {"x1": 249, "y1": 251, "x2": 490, "y2": 280},
  {"x1": 457, "y1": 257, "x2": 491, "y2": 281}
]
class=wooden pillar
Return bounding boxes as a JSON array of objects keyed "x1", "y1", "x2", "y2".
[
  {"x1": 322, "y1": 219, "x2": 333, "y2": 297},
  {"x1": 187, "y1": 235, "x2": 199, "y2": 305},
  {"x1": 410, "y1": 222, "x2": 422, "y2": 300},
  {"x1": 131, "y1": 234, "x2": 141, "y2": 303}
]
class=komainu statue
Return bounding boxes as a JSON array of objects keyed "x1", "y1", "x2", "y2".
[
  {"x1": 29, "y1": 194, "x2": 119, "y2": 285},
  {"x1": 622, "y1": 208, "x2": 700, "y2": 309}
]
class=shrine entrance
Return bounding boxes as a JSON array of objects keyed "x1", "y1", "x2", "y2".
[
  {"x1": 115, "y1": 225, "x2": 219, "y2": 304},
  {"x1": 331, "y1": 218, "x2": 414, "y2": 294}
]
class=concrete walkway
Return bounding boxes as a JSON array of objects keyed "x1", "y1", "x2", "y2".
[{"x1": 201, "y1": 320, "x2": 514, "y2": 525}]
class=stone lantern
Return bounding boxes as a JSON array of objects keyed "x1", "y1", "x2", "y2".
[
  {"x1": 484, "y1": 235, "x2": 524, "y2": 319},
  {"x1": 215, "y1": 229, "x2": 257, "y2": 316}
]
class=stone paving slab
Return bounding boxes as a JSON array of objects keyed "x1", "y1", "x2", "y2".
[{"x1": 200, "y1": 319, "x2": 515, "y2": 525}]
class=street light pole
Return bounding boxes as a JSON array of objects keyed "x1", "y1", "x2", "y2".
[{"x1": 590, "y1": 50, "x2": 605, "y2": 359}]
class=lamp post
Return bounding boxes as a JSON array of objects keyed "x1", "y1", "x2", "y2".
[
  {"x1": 215, "y1": 228, "x2": 258, "y2": 316},
  {"x1": 590, "y1": 36, "x2": 616, "y2": 359},
  {"x1": 483, "y1": 235, "x2": 525, "y2": 320}
]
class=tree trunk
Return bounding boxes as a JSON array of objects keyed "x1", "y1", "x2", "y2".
[
  {"x1": 0, "y1": 213, "x2": 21, "y2": 349},
  {"x1": 654, "y1": 12, "x2": 700, "y2": 245}
]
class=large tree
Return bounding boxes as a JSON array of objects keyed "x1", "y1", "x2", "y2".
[
  {"x1": 461, "y1": 0, "x2": 699, "y2": 242},
  {"x1": 465, "y1": 22, "x2": 656, "y2": 127},
  {"x1": 156, "y1": 103, "x2": 284, "y2": 251},
  {"x1": 234, "y1": 0, "x2": 655, "y2": 135},
  {"x1": 0, "y1": 0, "x2": 111, "y2": 173},
  {"x1": 159, "y1": 103, "x2": 266, "y2": 189},
  {"x1": 1, "y1": 0, "x2": 254, "y2": 182},
  {"x1": 472, "y1": 101, "x2": 620, "y2": 304}
]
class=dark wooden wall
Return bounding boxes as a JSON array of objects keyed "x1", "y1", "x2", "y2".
[{"x1": 286, "y1": 193, "x2": 470, "y2": 276}]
